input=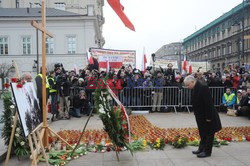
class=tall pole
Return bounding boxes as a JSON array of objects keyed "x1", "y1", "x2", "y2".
[
  {"x1": 36, "y1": 27, "x2": 39, "y2": 74},
  {"x1": 41, "y1": 0, "x2": 48, "y2": 146},
  {"x1": 242, "y1": 0, "x2": 246, "y2": 65}
]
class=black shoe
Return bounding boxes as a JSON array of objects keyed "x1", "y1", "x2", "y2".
[
  {"x1": 192, "y1": 149, "x2": 202, "y2": 154},
  {"x1": 86, "y1": 114, "x2": 93, "y2": 117},
  {"x1": 197, "y1": 152, "x2": 211, "y2": 158},
  {"x1": 51, "y1": 117, "x2": 58, "y2": 122}
]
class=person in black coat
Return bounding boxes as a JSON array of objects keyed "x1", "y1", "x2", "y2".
[{"x1": 184, "y1": 75, "x2": 222, "y2": 158}]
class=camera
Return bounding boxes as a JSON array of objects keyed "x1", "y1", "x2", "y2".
[
  {"x1": 57, "y1": 74, "x2": 67, "y2": 86},
  {"x1": 54, "y1": 63, "x2": 63, "y2": 68}
]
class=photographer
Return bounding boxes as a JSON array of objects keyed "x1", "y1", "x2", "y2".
[
  {"x1": 55, "y1": 63, "x2": 72, "y2": 119},
  {"x1": 143, "y1": 71, "x2": 153, "y2": 110},
  {"x1": 72, "y1": 90, "x2": 92, "y2": 117},
  {"x1": 152, "y1": 70, "x2": 165, "y2": 112},
  {"x1": 164, "y1": 63, "x2": 175, "y2": 86}
]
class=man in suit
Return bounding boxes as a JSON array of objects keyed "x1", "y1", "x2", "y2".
[{"x1": 184, "y1": 75, "x2": 222, "y2": 158}]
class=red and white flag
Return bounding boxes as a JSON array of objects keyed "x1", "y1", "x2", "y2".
[
  {"x1": 188, "y1": 61, "x2": 193, "y2": 74},
  {"x1": 99, "y1": 56, "x2": 123, "y2": 70},
  {"x1": 74, "y1": 64, "x2": 79, "y2": 75},
  {"x1": 106, "y1": 60, "x2": 110, "y2": 72},
  {"x1": 182, "y1": 55, "x2": 187, "y2": 73},
  {"x1": 87, "y1": 50, "x2": 94, "y2": 64},
  {"x1": 141, "y1": 48, "x2": 147, "y2": 73},
  {"x1": 107, "y1": 0, "x2": 135, "y2": 31}
]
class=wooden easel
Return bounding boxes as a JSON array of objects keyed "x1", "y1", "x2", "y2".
[
  {"x1": 28, "y1": 124, "x2": 49, "y2": 166},
  {"x1": 5, "y1": 1, "x2": 73, "y2": 165}
]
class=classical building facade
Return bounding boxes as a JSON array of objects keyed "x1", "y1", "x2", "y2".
[
  {"x1": 0, "y1": 0, "x2": 104, "y2": 16},
  {"x1": 155, "y1": 42, "x2": 183, "y2": 70},
  {"x1": 183, "y1": 2, "x2": 250, "y2": 72},
  {"x1": 155, "y1": 42, "x2": 182, "y2": 59},
  {"x1": 0, "y1": 8, "x2": 104, "y2": 74}
]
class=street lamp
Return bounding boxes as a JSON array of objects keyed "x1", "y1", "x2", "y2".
[
  {"x1": 32, "y1": 60, "x2": 37, "y2": 72},
  {"x1": 151, "y1": 53, "x2": 156, "y2": 72},
  {"x1": 10, "y1": 61, "x2": 15, "y2": 73}
]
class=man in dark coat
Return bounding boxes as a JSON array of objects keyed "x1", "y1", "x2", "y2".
[{"x1": 184, "y1": 75, "x2": 222, "y2": 158}]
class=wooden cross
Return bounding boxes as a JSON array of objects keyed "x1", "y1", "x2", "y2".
[{"x1": 31, "y1": 0, "x2": 53, "y2": 147}]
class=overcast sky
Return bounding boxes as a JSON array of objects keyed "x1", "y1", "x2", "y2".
[{"x1": 102, "y1": 0, "x2": 243, "y2": 68}]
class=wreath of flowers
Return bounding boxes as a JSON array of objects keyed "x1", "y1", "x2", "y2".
[
  {"x1": 94, "y1": 78, "x2": 132, "y2": 153},
  {"x1": 0, "y1": 92, "x2": 30, "y2": 158}
]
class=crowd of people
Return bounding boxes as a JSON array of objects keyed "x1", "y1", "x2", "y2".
[{"x1": 26, "y1": 59, "x2": 250, "y2": 121}]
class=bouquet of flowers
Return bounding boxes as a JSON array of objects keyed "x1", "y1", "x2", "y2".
[
  {"x1": 148, "y1": 138, "x2": 166, "y2": 150},
  {"x1": 171, "y1": 135, "x2": 188, "y2": 149}
]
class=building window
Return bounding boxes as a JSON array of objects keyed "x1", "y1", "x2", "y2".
[
  {"x1": 22, "y1": 37, "x2": 31, "y2": 55},
  {"x1": 222, "y1": 47, "x2": 226, "y2": 55},
  {"x1": 16, "y1": 0, "x2": 19, "y2": 8},
  {"x1": 0, "y1": 37, "x2": 8, "y2": 55},
  {"x1": 217, "y1": 48, "x2": 221, "y2": 57},
  {"x1": 67, "y1": 36, "x2": 76, "y2": 54},
  {"x1": 55, "y1": 2, "x2": 65, "y2": 10},
  {"x1": 228, "y1": 45, "x2": 232, "y2": 54},
  {"x1": 222, "y1": 31, "x2": 225, "y2": 39},
  {"x1": 46, "y1": 37, "x2": 54, "y2": 54},
  {"x1": 217, "y1": 33, "x2": 220, "y2": 41},
  {"x1": 87, "y1": 5, "x2": 95, "y2": 16}
]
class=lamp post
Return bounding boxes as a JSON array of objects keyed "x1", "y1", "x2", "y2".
[
  {"x1": 36, "y1": 28, "x2": 39, "y2": 74},
  {"x1": 151, "y1": 53, "x2": 156, "y2": 72}
]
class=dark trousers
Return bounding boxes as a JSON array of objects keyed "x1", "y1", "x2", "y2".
[
  {"x1": 198, "y1": 133, "x2": 215, "y2": 154},
  {"x1": 80, "y1": 102, "x2": 92, "y2": 115},
  {"x1": 50, "y1": 94, "x2": 58, "y2": 115}
]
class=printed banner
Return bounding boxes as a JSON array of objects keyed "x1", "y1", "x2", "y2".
[{"x1": 89, "y1": 48, "x2": 136, "y2": 70}]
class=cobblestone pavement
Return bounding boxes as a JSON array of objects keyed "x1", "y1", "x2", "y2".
[{"x1": 0, "y1": 108, "x2": 250, "y2": 166}]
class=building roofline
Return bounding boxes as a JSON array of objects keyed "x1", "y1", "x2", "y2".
[
  {"x1": 0, "y1": 8, "x2": 87, "y2": 18},
  {"x1": 183, "y1": 2, "x2": 250, "y2": 43}
]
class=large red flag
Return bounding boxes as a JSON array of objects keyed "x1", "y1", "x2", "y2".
[
  {"x1": 143, "y1": 54, "x2": 147, "y2": 73},
  {"x1": 189, "y1": 62, "x2": 193, "y2": 74},
  {"x1": 87, "y1": 50, "x2": 94, "y2": 64},
  {"x1": 182, "y1": 55, "x2": 187, "y2": 72},
  {"x1": 107, "y1": 0, "x2": 135, "y2": 31}
]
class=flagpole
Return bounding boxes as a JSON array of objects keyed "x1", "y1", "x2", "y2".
[{"x1": 142, "y1": 47, "x2": 145, "y2": 72}]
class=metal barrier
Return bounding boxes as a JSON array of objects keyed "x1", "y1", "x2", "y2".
[
  {"x1": 119, "y1": 87, "x2": 180, "y2": 113},
  {"x1": 180, "y1": 88, "x2": 192, "y2": 113},
  {"x1": 209, "y1": 87, "x2": 225, "y2": 107},
  {"x1": 69, "y1": 86, "x2": 228, "y2": 113}
]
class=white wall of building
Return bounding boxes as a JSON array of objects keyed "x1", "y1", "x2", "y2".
[{"x1": 0, "y1": 17, "x2": 98, "y2": 74}]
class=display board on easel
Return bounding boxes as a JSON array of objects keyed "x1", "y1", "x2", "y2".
[{"x1": 11, "y1": 82, "x2": 42, "y2": 137}]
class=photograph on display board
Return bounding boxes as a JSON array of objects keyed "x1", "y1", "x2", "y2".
[{"x1": 11, "y1": 82, "x2": 42, "y2": 137}]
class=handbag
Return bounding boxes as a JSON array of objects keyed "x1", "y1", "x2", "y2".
[{"x1": 227, "y1": 109, "x2": 237, "y2": 116}]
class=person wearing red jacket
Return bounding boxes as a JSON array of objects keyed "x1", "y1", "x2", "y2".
[
  {"x1": 107, "y1": 74, "x2": 122, "y2": 96},
  {"x1": 232, "y1": 72, "x2": 241, "y2": 89}
]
